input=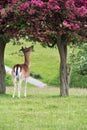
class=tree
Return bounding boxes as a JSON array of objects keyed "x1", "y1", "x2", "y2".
[
  {"x1": 0, "y1": 0, "x2": 20, "y2": 93},
  {"x1": 0, "y1": 0, "x2": 87, "y2": 96}
]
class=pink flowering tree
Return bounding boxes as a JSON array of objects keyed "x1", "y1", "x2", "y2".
[
  {"x1": 0, "y1": 1, "x2": 9, "y2": 93},
  {"x1": 0, "y1": 0, "x2": 20, "y2": 93},
  {"x1": 0, "y1": 0, "x2": 87, "y2": 96}
]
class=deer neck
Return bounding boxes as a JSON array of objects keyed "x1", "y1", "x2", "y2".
[{"x1": 24, "y1": 53, "x2": 30, "y2": 66}]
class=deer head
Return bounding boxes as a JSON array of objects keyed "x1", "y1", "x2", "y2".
[{"x1": 20, "y1": 45, "x2": 34, "y2": 53}]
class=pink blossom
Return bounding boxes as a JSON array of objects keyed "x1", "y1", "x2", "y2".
[
  {"x1": 65, "y1": 0, "x2": 75, "y2": 9},
  {"x1": 73, "y1": 24, "x2": 80, "y2": 30},
  {"x1": 63, "y1": 21, "x2": 80, "y2": 30},
  {"x1": 31, "y1": 0, "x2": 44, "y2": 8},
  {"x1": 0, "y1": 8, "x2": 7, "y2": 17},
  {"x1": 47, "y1": 3, "x2": 60, "y2": 11},
  {"x1": 49, "y1": 0, "x2": 58, "y2": 2},
  {"x1": 76, "y1": 6, "x2": 87, "y2": 16},
  {"x1": 54, "y1": 5, "x2": 60, "y2": 10},
  {"x1": 29, "y1": 9, "x2": 35, "y2": 15},
  {"x1": 63, "y1": 20, "x2": 71, "y2": 29},
  {"x1": 19, "y1": 2, "x2": 29, "y2": 10},
  {"x1": 69, "y1": 23, "x2": 80, "y2": 30},
  {"x1": 68, "y1": 13, "x2": 75, "y2": 20},
  {"x1": 47, "y1": 3, "x2": 52, "y2": 9}
]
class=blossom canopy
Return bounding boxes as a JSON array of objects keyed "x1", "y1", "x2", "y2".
[{"x1": 0, "y1": 0, "x2": 87, "y2": 43}]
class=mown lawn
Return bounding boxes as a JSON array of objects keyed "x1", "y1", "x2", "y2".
[{"x1": 0, "y1": 87, "x2": 87, "y2": 130}]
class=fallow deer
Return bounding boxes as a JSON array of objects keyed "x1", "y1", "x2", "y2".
[{"x1": 12, "y1": 45, "x2": 34, "y2": 98}]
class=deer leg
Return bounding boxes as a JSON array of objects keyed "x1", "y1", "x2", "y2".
[
  {"x1": 24, "y1": 78, "x2": 27, "y2": 97},
  {"x1": 18, "y1": 80, "x2": 22, "y2": 98},
  {"x1": 13, "y1": 78, "x2": 17, "y2": 98}
]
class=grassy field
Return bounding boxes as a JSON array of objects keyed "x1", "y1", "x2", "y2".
[{"x1": 0, "y1": 87, "x2": 87, "y2": 130}]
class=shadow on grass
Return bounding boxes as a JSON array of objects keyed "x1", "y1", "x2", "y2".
[
  {"x1": 0, "y1": 91, "x2": 87, "y2": 99},
  {"x1": 0, "y1": 93, "x2": 12, "y2": 98},
  {"x1": 27, "y1": 94, "x2": 60, "y2": 99}
]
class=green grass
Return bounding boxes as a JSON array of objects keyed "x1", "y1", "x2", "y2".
[{"x1": 0, "y1": 87, "x2": 87, "y2": 130}]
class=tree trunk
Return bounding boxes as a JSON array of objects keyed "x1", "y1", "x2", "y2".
[
  {"x1": 0, "y1": 42, "x2": 6, "y2": 94},
  {"x1": 57, "y1": 37, "x2": 69, "y2": 96}
]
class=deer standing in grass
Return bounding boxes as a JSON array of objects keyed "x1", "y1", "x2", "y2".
[{"x1": 12, "y1": 45, "x2": 34, "y2": 98}]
